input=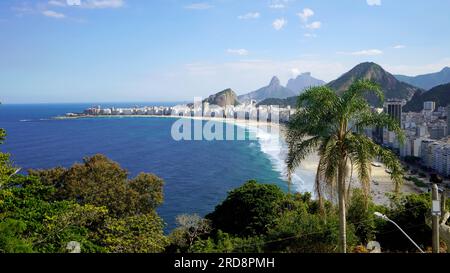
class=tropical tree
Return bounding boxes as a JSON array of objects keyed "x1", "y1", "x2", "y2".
[
  {"x1": 0, "y1": 102, "x2": 15, "y2": 186},
  {"x1": 286, "y1": 80, "x2": 405, "y2": 253},
  {"x1": 206, "y1": 180, "x2": 285, "y2": 237}
]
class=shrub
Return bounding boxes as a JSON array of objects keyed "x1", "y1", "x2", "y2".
[
  {"x1": 206, "y1": 180, "x2": 284, "y2": 237},
  {"x1": 376, "y1": 194, "x2": 431, "y2": 252},
  {"x1": 265, "y1": 209, "x2": 357, "y2": 253},
  {"x1": 190, "y1": 231, "x2": 264, "y2": 253}
]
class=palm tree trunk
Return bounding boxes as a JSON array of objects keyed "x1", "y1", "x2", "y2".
[
  {"x1": 338, "y1": 158, "x2": 347, "y2": 253},
  {"x1": 347, "y1": 161, "x2": 353, "y2": 203}
]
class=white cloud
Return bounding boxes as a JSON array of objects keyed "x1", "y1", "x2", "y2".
[
  {"x1": 367, "y1": 0, "x2": 381, "y2": 6},
  {"x1": 177, "y1": 59, "x2": 345, "y2": 94},
  {"x1": 82, "y1": 0, "x2": 124, "y2": 9},
  {"x1": 48, "y1": 0, "x2": 68, "y2": 7},
  {"x1": 48, "y1": 0, "x2": 123, "y2": 9},
  {"x1": 305, "y1": 21, "x2": 321, "y2": 30},
  {"x1": 272, "y1": 18, "x2": 287, "y2": 31},
  {"x1": 393, "y1": 45, "x2": 406, "y2": 49},
  {"x1": 238, "y1": 12, "x2": 260, "y2": 20},
  {"x1": 226, "y1": 49, "x2": 249, "y2": 56},
  {"x1": 291, "y1": 68, "x2": 301, "y2": 77},
  {"x1": 338, "y1": 49, "x2": 383, "y2": 56},
  {"x1": 269, "y1": 0, "x2": 292, "y2": 9},
  {"x1": 269, "y1": 4, "x2": 285, "y2": 9},
  {"x1": 297, "y1": 8, "x2": 314, "y2": 22},
  {"x1": 42, "y1": 10, "x2": 66, "y2": 18},
  {"x1": 304, "y1": 33, "x2": 317, "y2": 38},
  {"x1": 67, "y1": 0, "x2": 81, "y2": 6},
  {"x1": 185, "y1": 3, "x2": 213, "y2": 10}
]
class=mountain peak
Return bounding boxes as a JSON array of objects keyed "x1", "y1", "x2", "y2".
[
  {"x1": 204, "y1": 88, "x2": 240, "y2": 107},
  {"x1": 238, "y1": 76, "x2": 296, "y2": 103},
  {"x1": 269, "y1": 76, "x2": 281, "y2": 86},
  {"x1": 355, "y1": 62, "x2": 383, "y2": 70},
  {"x1": 395, "y1": 66, "x2": 450, "y2": 90},
  {"x1": 328, "y1": 62, "x2": 420, "y2": 106},
  {"x1": 286, "y1": 72, "x2": 326, "y2": 94}
]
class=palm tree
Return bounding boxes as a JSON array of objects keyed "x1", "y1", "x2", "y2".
[{"x1": 286, "y1": 80, "x2": 405, "y2": 253}]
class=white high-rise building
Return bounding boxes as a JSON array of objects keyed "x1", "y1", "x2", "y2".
[{"x1": 423, "y1": 101, "x2": 436, "y2": 112}]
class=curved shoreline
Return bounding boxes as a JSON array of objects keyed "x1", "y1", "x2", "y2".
[
  {"x1": 55, "y1": 114, "x2": 422, "y2": 205},
  {"x1": 56, "y1": 114, "x2": 313, "y2": 192}
]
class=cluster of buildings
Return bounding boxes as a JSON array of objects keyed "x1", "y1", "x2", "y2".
[
  {"x1": 374, "y1": 99, "x2": 450, "y2": 177},
  {"x1": 71, "y1": 101, "x2": 296, "y2": 124}
]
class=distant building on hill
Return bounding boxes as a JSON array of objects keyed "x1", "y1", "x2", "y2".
[{"x1": 423, "y1": 101, "x2": 436, "y2": 112}]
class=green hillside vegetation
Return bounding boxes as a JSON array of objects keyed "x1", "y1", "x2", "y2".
[
  {"x1": 257, "y1": 96, "x2": 298, "y2": 108},
  {"x1": 204, "y1": 88, "x2": 241, "y2": 107},
  {"x1": 328, "y1": 62, "x2": 421, "y2": 107},
  {"x1": 403, "y1": 83, "x2": 450, "y2": 112}
]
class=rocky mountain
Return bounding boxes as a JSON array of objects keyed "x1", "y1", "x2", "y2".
[
  {"x1": 286, "y1": 72, "x2": 326, "y2": 94},
  {"x1": 403, "y1": 83, "x2": 450, "y2": 112},
  {"x1": 204, "y1": 88, "x2": 240, "y2": 107},
  {"x1": 238, "y1": 76, "x2": 296, "y2": 103},
  {"x1": 395, "y1": 67, "x2": 450, "y2": 90},
  {"x1": 328, "y1": 62, "x2": 422, "y2": 106}
]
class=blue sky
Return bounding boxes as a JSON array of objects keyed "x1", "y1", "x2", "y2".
[{"x1": 1, "y1": 0, "x2": 450, "y2": 103}]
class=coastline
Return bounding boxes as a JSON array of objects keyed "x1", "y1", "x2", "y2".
[{"x1": 56, "y1": 114, "x2": 422, "y2": 206}]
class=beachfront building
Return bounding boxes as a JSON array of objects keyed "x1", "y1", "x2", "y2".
[
  {"x1": 74, "y1": 102, "x2": 295, "y2": 124},
  {"x1": 417, "y1": 137, "x2": 450, "y2": 176}
]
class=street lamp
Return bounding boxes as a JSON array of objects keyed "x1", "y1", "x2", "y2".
[
  {"x1": 374, "y1": 212, "x2": 425, "y2": 253},
  {"x1": 9, "y1": 168, "x2": 21, "y2": 179}
]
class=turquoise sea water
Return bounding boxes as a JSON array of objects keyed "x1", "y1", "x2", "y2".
[{"x1": 0, "y1": 103, "x2": 288, "y2": 231}]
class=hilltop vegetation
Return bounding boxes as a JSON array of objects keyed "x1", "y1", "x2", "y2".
[
  {"x1": 328, "y1": 62, "x2": 421, "y2": 106},
  {"x1": 0, "y1": 153, "x2": 168, "y2": 253},
  {"x1": 204, "y1": 88, "x2": 241, "y2": 107},
  {"x1": 257, "y1": 96, "x2": 298, "y2": 108},
  {"x1": 403, "y1": 83, "x2": 450, "y2": 112}
]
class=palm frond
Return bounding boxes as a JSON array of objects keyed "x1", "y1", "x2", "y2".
[
  {"x1": 345, "y1": 134, "x2": 373, "y2": 200},
  {"x1": 352, "y1": 111, "x2": 405, "y2": 144},
  {"x1": 286, "y1": 136, "x2": 321, "y2": 173},
  {"x1": 317, "y1": 137, "x2": 340, "y2": 203},
  {"x1": 342, "y1": 79, "x2": 384, "y2": 106},
  {"x1": 373, "y1": 145, "x2": 404, "y2": 193}
]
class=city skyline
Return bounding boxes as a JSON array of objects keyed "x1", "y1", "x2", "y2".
[{"x1": 1, "y1": 0, "x2": 450, "y2": 103}]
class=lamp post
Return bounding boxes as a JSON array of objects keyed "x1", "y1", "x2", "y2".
[
  {"x1": 374, "y1": 212, "x2": 425, "y2": 253},
  {"x1": 8, "y1": 168, "x2": 21, "y2": 179}
]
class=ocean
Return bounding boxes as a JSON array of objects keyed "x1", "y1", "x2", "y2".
[{"x1": 0, "y1": 103, "x2": 314, "y2": 231}]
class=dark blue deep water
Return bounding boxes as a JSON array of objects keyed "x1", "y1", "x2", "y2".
[{"x1": 0, "y1": 103, "x2": 286, "y2": 231}]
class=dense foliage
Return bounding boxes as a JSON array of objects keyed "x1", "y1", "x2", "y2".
[
  {"x1": 376, "y1": 194, "x2": 432, "y2": 252},
  {"x1": 0, "y1": 150, "x2": 168, "y2": 253},
  {"x1": 206, "y1": 180, "x2": 284, "y2": 237}
]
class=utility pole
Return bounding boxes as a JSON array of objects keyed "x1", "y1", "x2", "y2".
[{"x1": 432, "y1": 184, "x2": 440, "y2": 253}]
